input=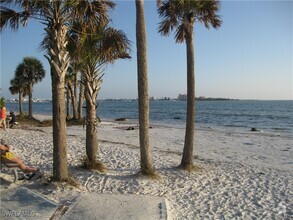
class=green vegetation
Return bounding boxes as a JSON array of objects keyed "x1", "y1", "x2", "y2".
[{"x1": 0, "y1": 97, "x2": 5, "y2": 108}]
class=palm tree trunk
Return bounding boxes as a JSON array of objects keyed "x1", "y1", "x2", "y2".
[
  {"x1": 51, "y1": 68, "x2": 69, "y2": 181},
  {"x1": 84, "y1": 68, "x2": 101, "y2": 167},
  {"x1": 85, "y1": 99, "x2": 98, "y2": 166},
  {"x1": 18, "y1": 92, "x2": 23, "y2": 116},
  {"x1": 181, "y1": 34, "x2": 195, "y2": 169},
  {"x1": 73, "y1": 75, "x2": 79, "y2": 120},
  {"x1": 66, "y1": 86, "x2": 71, "y2": 119},
  {"x1": 28, "y1": 83, "x2": 33, "y2": 118},
  {"x1": 78, "y1": 96, "x2": 84, "y2": 120},
  {"x1": 69, "y1": 83, "x2": 78, "y2": 120},
  {"x1": 45, "y1": 21, "x2": 69, "y2": 181},
  {"x1": 78, "y1": 81, "x2": 85, "y2": 120},
  {"x1": 135, "y1": 0, "x2": 154, "y2": 174}
]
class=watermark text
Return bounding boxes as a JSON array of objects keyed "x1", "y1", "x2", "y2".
[{"x1": 1, "y1": 210, "x2": 37, "y2": 217}]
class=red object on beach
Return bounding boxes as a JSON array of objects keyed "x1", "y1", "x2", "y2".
[{"x1": 0, "y1": 107, "x2": 6, "y2": 119}]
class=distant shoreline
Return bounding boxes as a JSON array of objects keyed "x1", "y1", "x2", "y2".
[
  {"x1": 6, "y1": 98, "x2": 293, "y2": 103},
  {"x1": 6, "y1": 97, "x2": 238, "y2": 103}
]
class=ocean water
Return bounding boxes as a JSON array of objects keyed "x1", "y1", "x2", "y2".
[{"x1": 6, "y1": 100, "x2": 293, "y2": 135}]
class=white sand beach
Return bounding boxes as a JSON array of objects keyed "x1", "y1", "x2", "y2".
[{"x1": 0, "y1": 116, "x2": 292, "y2": 219}]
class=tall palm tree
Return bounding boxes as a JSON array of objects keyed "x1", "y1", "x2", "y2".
[
  {"x1": 9, "y1": 78, "x2": 28, "y2": 116},
  {"x1": 67, "y1": 28, "x2": 83, "y2": 121},
  {"x1": 67, "y1": 22, "x2": 86, "y2": 121},
  {"x1": 135, "y1": 0, "x2": 155, "y2": 175},
  {"x1": 69, "y1": 20, "x2": 131, "y2": 168},
  {"x1": 1, "y1": 0, "x2": 115, "y2": 181},
  {"x1": 15, "y1": 57, "x2": 45, "y2": 118},
  {"x1": 158, "y1": 0, "x2": 222, "y2": 170}
]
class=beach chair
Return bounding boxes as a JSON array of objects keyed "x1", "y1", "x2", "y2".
[{"x1": 0, "y1": 159, "x2": 19, "y2": 182}]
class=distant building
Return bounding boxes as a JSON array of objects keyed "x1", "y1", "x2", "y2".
[{"x1": 177, "y1": 94, "x2": 187, "y2": 100}]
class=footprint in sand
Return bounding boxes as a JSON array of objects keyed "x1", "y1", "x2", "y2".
[{"x1": 243, "y1": 142, "x2": 254, "y2": 146}]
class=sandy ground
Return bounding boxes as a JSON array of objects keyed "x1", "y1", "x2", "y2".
[{"x1": 0, "y1": 116, "x2": 292, "y2": 219}]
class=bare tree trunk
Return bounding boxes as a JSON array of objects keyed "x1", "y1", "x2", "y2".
[
  {"x1": 181, "y1": 34, "x2": 195, "y2": 169},
  {"x1": 135, "y1": 0, "x2": 154, "y2": 174},
  {"x1": 28, "y1": 83, "x2": 33, "y2": 118}
]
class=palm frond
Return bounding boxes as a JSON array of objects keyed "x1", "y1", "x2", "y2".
[
  {"x1": 195, "y1": 0, "x2": 222, "y2": 29},
  {"x1": 158, "y1": 19, "x2": 174, "y2": 36},
  {"x1": 9, "y1": 73, "x2": 29, "y2": 96},
  {"x1": 69, "y1": 18, "x2": 131, "y2": 72},
  {"x1": 158, "y1": 0, "x2": 222, "y2": 42},
  {"x1": 174, "y1": 23, "x2": 186, "y2": 43},
  {"x1": 0, "y1": 0, "x2": 51, "y2": 31},
  {"x1": 157, "y1": 0, "x2": 180, "y2": 37},
  {"x1": 101, "y1": 27, "x2": 131, "y2": 63},
  {"x1": 71, "y1": 0, "x2": 115, "y2": 28},
  {"x1": 0, "y1": 7, "x2": 26, "y2": 30},
  {"x1": 39, "y1": 32, "x2": 52, "y2": 54}
]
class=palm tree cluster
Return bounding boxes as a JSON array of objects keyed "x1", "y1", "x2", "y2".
[
  {"x1": 1, "y1": 0, "x2": 222, "y2": 181},
  {"x1": 1, "y1": 0, "x2": 130, "y2": 181},
  {"x1": 66, "y1": 19, "x2": 131, "y2": 168},
  {"x1": 9, "y1": 57, "x2": 45, "y2": 118}
]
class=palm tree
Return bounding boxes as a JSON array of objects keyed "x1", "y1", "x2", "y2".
[
  {"x1": 69, "y1": 20, "x2": 131, "y2": 169},
  {"x1": 1, "y1": 0, "x2": 115, "y2": 181},
  {"x1": 9, "y1": 78, "x2": 28, "y2": 116},
  {"x1": 14, "y1": 57, "x2": 45, "y2": 118},
  {"x1": 135, "y1": 0, "x2": 155, "y2": 175},
  {"x1": 67, "y1": 22, "x2": 86, "y2": 121},
  {"x1": 158, "y1": 0, "x2": 222, "y2": 170}
]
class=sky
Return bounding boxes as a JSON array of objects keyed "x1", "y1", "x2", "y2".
[{"x1": 0, "y1": 0, "x2": 292, "y2": 100}]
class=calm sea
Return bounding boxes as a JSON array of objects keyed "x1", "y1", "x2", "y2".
[{"x1": 6, "y1": 100, "x2": 293, "y2": 135}]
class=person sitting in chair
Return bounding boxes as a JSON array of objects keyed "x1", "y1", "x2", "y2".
[{"x1": 0, "y1": 140, "x2": 38, "y2": 174}]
